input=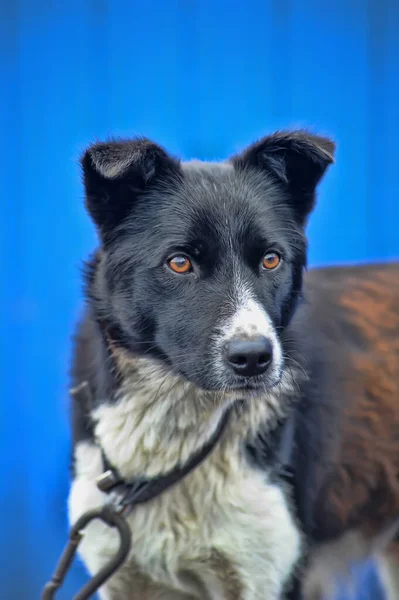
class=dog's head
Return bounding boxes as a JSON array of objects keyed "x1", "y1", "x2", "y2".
[{"x1": 82, "y1": 131, "x2": 334, "y2": 397}]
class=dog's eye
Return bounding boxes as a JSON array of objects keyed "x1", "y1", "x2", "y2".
[
  {"x1": 167, "y1": 255, "x2": 193, "y2": 274},
  {"x1": 262, "y1": 252, "x2": 281, "y2": 270}
]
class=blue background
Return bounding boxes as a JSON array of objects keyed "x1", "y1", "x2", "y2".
[{"x1": 1, "y1": 1, "x2": 398, "y2": 598}]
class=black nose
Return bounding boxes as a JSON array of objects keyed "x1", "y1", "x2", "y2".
[{"x1": 225, "y1": 336, "x2": 273, "y2": 377}]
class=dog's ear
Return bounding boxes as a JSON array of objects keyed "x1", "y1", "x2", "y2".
[
  {"x1": 81, "y1": 138, "x2": 181, "y2": 240},
  {"x1": 231, "y1": 130, "x2": 335, "y2": 224}
]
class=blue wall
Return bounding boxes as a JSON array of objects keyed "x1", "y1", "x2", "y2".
[{"x1": 1, "y1": 1, "x2": 398, "y2": 598}]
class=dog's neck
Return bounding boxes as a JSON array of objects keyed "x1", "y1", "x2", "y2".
[{"x1": 91, "y1": 344, "x2": 299, "y2": 480}]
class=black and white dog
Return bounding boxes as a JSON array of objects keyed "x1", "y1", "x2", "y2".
[{"x1": 69, "y1": 130, "x2": 399, "y2": 600}]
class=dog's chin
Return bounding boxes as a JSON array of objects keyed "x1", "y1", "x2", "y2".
[
  {"x1": 223, "y1": 375, "x2": 283, "y2": 400},
  {"x1": 181, "y1": 370, "x2": 283, "y2": 400},
  {"x1": 168, "y1": 357, "x2": 283, "y2": 399}
]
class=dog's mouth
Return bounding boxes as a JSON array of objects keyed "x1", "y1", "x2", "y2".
[
  {"x1": 217, "y1": 370, "x2": 284, "y2": 397},
  {"x1": 163, "y1": 351, "x2": 284, "y2": 398}
]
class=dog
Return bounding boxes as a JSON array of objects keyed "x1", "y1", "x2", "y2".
[{"x1": 68, "y1": 129, "x2": 399, "y2": 600}]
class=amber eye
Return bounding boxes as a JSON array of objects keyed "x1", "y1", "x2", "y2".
[
  {"x1": 167, "y1": 255, "x2": 193, "y2": 274},
  {"x1": 262, "y1": 251, "x2": 281, "y2": 270}
]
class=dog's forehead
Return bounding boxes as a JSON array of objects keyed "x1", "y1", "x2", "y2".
[
  {"x1": 176, "y1": 159, "x2": 268, "y2": 216},
  {"x1": 173, "y1": 159, "x2": 282, "y2": 232},
  {"x1": 134, "y1": 158, "x2": 286, "y2": 255},
  {"x1": 161, "y1": 161, "x2": 248, "y2": 236}
]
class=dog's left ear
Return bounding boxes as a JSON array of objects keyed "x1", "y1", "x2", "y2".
[{"x1": 231, "y1": 130, "x2": 335, "y2": 224}]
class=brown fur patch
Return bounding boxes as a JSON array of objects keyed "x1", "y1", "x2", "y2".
[{"x1": 318, "y1": 266, "x2": 399, "y2": 535}]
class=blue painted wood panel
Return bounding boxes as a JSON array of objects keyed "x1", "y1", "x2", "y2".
[{"x1": 1, "y1": 1, "x2": 398, "y2": 597}]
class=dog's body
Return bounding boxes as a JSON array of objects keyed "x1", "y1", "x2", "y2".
[
  {"x1": 288, "y1": 263, "x2": 399, "y2": 599},
  {"x1": 68, "y1": 130, "x2": 399, "y2": 599}
]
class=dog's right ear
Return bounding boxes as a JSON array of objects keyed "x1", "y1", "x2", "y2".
[{"x1": 81, "y1": 138, "x2": 181, "y2": 240}]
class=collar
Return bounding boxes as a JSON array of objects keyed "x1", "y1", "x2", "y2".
[
  {"x1": 97, "y1": 407, "x2": 232, "y2": 513},
  {"x1": 71, "y1": 381, "x2": 232, "y2": 513},
  {"x1": 71, "y1": 382, "x2": 296, "y2": 515}
]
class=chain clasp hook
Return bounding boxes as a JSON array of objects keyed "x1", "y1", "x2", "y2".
[{"x1": 41, "y1": 507, "x2": 131, "y2": 600}]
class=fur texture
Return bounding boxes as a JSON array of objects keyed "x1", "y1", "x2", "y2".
[
  {"x1": 292, "y1": 264, "x2": 399, "y2": 599},
  {"x1": 69, "y1": 129, "x2": 335, "y2": 599},
  {"x1": 69, "y1": 128, "x2": 399, "y2": 600}
]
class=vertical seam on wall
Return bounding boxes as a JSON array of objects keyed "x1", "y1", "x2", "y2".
[
  {"x1": 177, "y1": 0, "x2": 201, "y2": 159},
  {"x1": 87, "y1": 0, "x2": 111, "y2": 137},
  {"x1": 270, "y1": 0, "x2": 294, "y2": 126}
]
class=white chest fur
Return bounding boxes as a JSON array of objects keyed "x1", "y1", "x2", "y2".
[{"x1": 69, "y1": 369, "x2": 301, "y2": 599}]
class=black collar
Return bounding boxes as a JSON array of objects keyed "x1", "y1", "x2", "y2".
[
  {"x1": 72, "y1": 382, "x2": 296, "y2": 514},
  {"x1": 96, "y1": 407, "x2": 232, "y2": 513}
]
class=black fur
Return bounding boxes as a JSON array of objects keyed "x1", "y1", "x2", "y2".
[
  {"x1": 70, "y1": 129, "x2": 399, "y2": 598},
  {"x1": 231, "y1": 130, "x2": 335, "y2": 225},
  {"x1": 73, "y1": 131, "x2": 334, "y2": 400},
  {"x1": 71, "y1": 129, "x2": 334, "y2": 466}
]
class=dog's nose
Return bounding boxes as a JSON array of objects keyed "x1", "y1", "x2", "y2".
[{"x1": 225, "y1": 336, "x2": 273, "y2": 377}]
